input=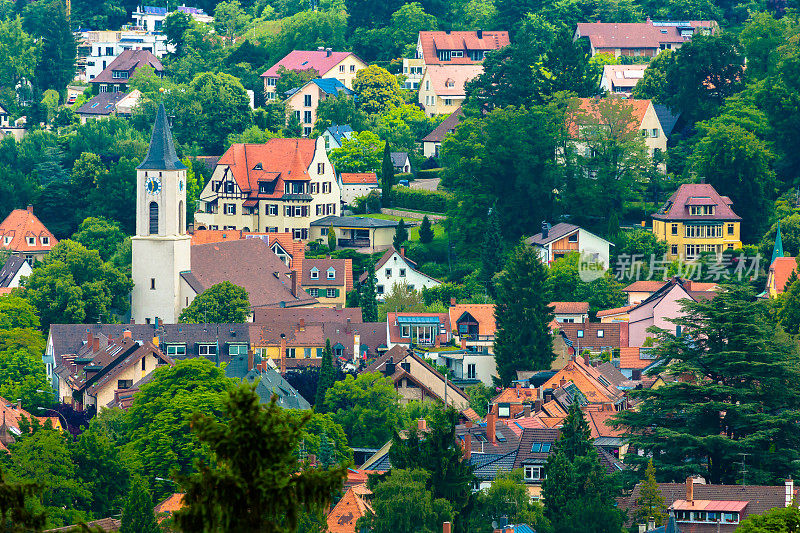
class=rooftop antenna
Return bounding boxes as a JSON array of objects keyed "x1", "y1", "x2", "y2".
[{"x1": 739, "y1": 452, "x2": 751, "y2": 487}]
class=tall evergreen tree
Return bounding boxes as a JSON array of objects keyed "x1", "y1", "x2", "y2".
[
  {"x1": 314, "y1": 339, "x2": 336, "y2": 410},
  {"x1": 479, "y1": 206, "x2": 503, "y2": 291},
  {"x1": 120, "y1": 476, "x2": 160, "y2": 533},
  {"x1": 633, "y1": 461, "x2": 667, "y2": 527},
  {"x1": 493, "y1": 241, "x2": 554, "y2": 385},
  {"x1": 419, "y1": 215, "x2": 434, "y2": 244},
  {"x1": 174, "y1": 383, "x2": 347, "y2": 533},
  {"x1": 541, "y1": 402, "x2": 625, "y2": 533},
  {"x1": 393, "y1": 219, "x2": 408, "y2": 250},
  {"x1": 381, "y1": 141, "x2": 395, "y2": 207},
  {"x1": 0, "y1": 466, "x2": 46, "y2": 532},
  {"x1": 361, "y1": 259, "x2": 379, "y2": 323},
  {"x1": 613, "y1": 284, "x2": 800, "y2": 484},
  {"x1": 31, "y1": 1, "x2": 76, "y2": 97}
]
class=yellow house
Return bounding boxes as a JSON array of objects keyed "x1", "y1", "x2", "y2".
[
  {"x1": 261, "y1": 49, "x2": 366, "y2": 101},
  {"x1": 652, "y1": 183, "x2": 742, "y2": 260},
  {"x1": 300, "y1": 257, "x2": 352, "y2": 308},
  {"x1": 419, "y1": 65, "x2": 482, "y2": 117}
]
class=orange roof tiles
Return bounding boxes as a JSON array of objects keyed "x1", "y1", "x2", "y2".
[
  {"x1": 493, "y1": 385, "x2": 538, "y2": 404},
  {"x1": 550, "y1": 301, "x2": 590, "y2": 315},
  {"x1": 154, "y1": 493, "x2": 185, "y2": 522},
  {"x1": 449, "y1": 304, "x2": 496, "y2": 336},
  {"x1": 327, "y1": 484, "x2": 372, "y2": 533},
  {"x1": 0, "y1": 207, "x2": 57, "y2": 253},
  {"x1": 541, "y1": 358, "x2": 624, "y2": 404},
  {"x1": 619, "y1": 347, "x2": 651, "y2": 370},
  {"x1": 596, "y1": 305, "x2": 634, "y2": 317},
  {"x1": 419, "y1": 31, "x2": 510, "y2": 66},
  {"x1": 568, "y1": 97, "x2": 652, "y2": 138},
  {"x1": 425, "y1": 65, "x2": 483, "y2": 96},
  {"x1": 769, "y1": 257, "x2": 797, "y2": 295},
  {"x1": 340, "y1": 172, "x2": 378, "y2": 185},
  {"x1": 584, "y1": 405, "x2": 624, "y2": 439}
]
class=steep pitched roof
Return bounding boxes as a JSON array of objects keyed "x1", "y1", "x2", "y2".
[
  {"x1": 309, "y1": 78, "x2": 355, "y2": 96},
  {"x1": 226, "y1": 354, "x2": 311, "y2": 409},
  {"x1": 137, "y1": 103, "x2": 186, "y2": 171},
  {"x1": 89, "y1": 49, "x2": 163, "y2": 84},
  {"x1": 769, "y1": 257, "x2": 797, "y2": 295},
  {"x1": 390, "y1": 152, "x2": 408, "y2": 167},
  {"x1": 325, "y1": 124, "x2": 354, "y2": 144},
  {"x1": 154, "y1": 493, "x2": 185, "y2": 522},
  {"x1": 425, "y1": 64, "x2": 483, "y2": 96},
  {"x1": 340, "y1": 172, "x2": 378, "y2": 185},
  {"x1": 541, "y1": 357, "x2": 625, "y2": 404},
  {"x1": 448, "y1": 304, "x2": 496, "y2": 336},
  {"x1": 525, "y1": 222, "x2": 580, "y2": 246},
  {"x1": 419, "y1": 31, "x2": 510, "y2": 65},
  {"x1": 422, "y1": 106, "x2": 464, "y2": 142},
  {"x1": 301, "y1": 257, "x2": 352, "y2": 290},
  {"x1": 261, "y1": 50, "x2": 361, "y2": 78},
  {"x1": 652, "y1": 183, "x2": 741, "y2": 221},
  {"x1": 575, "y1": 20, "x2": 717, "y2": 50},
  {"x1": 0, "y1": 255, "x2": 28, "y2": 287},
  {"x1": 0, "y1": 207, "x2": 57, "y2": 253},
  {"x1": 327, "y1": 485, "x2": 373, "y2": 533},
  {"x1": 512, "y1": 428, "x2": 560, "y2": 468},
  {"x1": 568, "y1": 97, "x2": 653, "y2": 137},
  {"x1": 357, "y1": 246, "x2": 420, "y2": 283}
]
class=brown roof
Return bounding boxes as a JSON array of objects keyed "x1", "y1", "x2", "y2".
[
  {"x1": 253, "y1": 307, "x2": 362, "y2": 324},
  {"x1": 449, "y1": 304, "x2": 496, "y2": 336},
  {"x1": 568, "y1": 97, "x2": 652, "y2": 137},
  {"x1": 456, "y1": 420, "x2": 521, "y2": 456},
  {"x1": 154, "y1": 493, "x2": 185, "y2": 522},
  {"x1": 301, "y1": 257, "x2": 352, "y2": 291},
  {"x1": 550, "y1": 301, "x2": 590, "y2": 315},
  {"x1": 190, "y1": 230, "x2": 306, "y2": 274},
  {"x1": 584, "y1": 405, "x2": 624, "y2": 439},
  {"x1": 76, "y1": 91, "x2": 128, "y2": 116},
  {"x1": 424, "y1": 65, "x2": 483, "y2": 96},
  {"x1": 216, "y1": 139, "x2": 318, "y2": 200},
  {"x1": 575, "y1": 20, "x2": 717, "y2": 50},
  {"x1": 556, "y1": 322, "x2": 622, "y2": 351},
  {"x1": 422, "y1": 106, "x2": 464, "y2": 143},
  {"x1": 45, "y1": 517, "x2": 121, "y2": 532},
  {"x1": 340, "y1": 172, "x2": 377, "y2": 185},
  {"x1": 652, "y1": 183, "x2": 741, "y2": 221},
  {"x1": 541, "y1": 357, "x2": 625, "y2": 405},
  {"x1": 0, "y1": 207, "x2": 57, "y2": 253},
  {"x1": 419, "y1": 31, "x2": 510, "y2": 66},
  {"x1": 89, "y1": 49, "x2": 162, "y2": 84},
  {"x1": 188, "y1": 239, "x2": 317, "y2": 309}
]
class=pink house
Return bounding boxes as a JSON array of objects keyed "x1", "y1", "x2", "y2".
[{"x1": 628, "y1": 278, "x2": 716, "y2": 347}]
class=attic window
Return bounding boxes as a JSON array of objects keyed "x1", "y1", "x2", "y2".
[
  {"x1": 327, "y1": 267, "x2": 336, "y2": 279},
  {"x1": 91, "y1": 103, "x2": 99, "y2": 108},
  {"x1": 253, "y1": 163, "x2": 262, "y2": 170},
  {"x1": 41, "y1": 236, "x2": 50, "y2": 245},
  {"x1": 310, "y1": 267, "x2": 319, "y2": 279},
  {"x1": 27, "y1": 237, "x2": 35, "y2": 245},
  {"x1": 531, "y1": 442, "x2": 552, "y2": 453},
  {"x1": 301, "y1": 61, "x2": 308, "y2": 65}
]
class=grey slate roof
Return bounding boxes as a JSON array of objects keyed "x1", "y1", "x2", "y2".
[
  {"x1": 76, "y1": 92, "x2": 127, "y2": 116},
  {"x1": 137, "y1": 103, "x2": 187, "y2": 171},
  {"x1": 225, "y1": 354, "x2": 311, "y2": 409},
  {"x1": 653, "y1": 103, "x2": 681, "y2": 136},
  {"x1": 390, "y1": 151, "x2": 408, "y2": 167},
  {"x1": 471, "y1": 450, "x2": 518, "y2": 480},
  {"x1": 325, "y1": 124, "x2": 353, "y2": 144},
  {"x1": 0, "y1": 255, "x2": 26, "y2": 287},
  {"x1": 525, "y1": 222, "x2": 580, "y2": 246},
  {"x1": 310, "y1": 215, "x2": 400, "y2": 229}
]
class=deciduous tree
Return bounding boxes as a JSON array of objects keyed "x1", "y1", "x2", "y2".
[
  {"x1": 352, "y1": 65, "x2": 403, "y2": 116},
  {"x1": 179, "y1": 281, "x2": 251, "y2": 324}
]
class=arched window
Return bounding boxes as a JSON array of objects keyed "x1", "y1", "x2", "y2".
[
  {"x1": 149, "y1": 201, "x2": 159, "y2": 234},
  {"x1": 178, "y1": 200, "x2": 184, "y2": 234}
]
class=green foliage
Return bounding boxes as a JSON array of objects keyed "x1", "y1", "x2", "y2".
[
  {"x1": 631, "y1": 50, "x2": 673, "y2": 103},
  {"x1": 285, "y1": 410, "x2": 353, "y2": 465},
  {"x1": 393, "y1": 219, "x2": 408, "y2": 249},
  {"x1": 633, "y1": 460, "x2": 667, "y2": 527},
  {"x1": 353, "y1": 65, "x2": 404, "y2": 116},
  {"x1": 464, "y1": 383, "x2": 494, "y2": 417},
  {"x1": 0, "y1": 465, "x2": 46, "y2": 532},
  {"x1": 188, "y1": 71, "x2": 254, "y2": 154},
  {"x1": 323, "y1": 372, "x2": 405, "y2": 447},
  {"x1": 214, "y1": 0, "x2": 251, "y2": 39},
  {"x1": 173, "y1": 382, "x2": 347, "y2": 533},
  {"x1": 72, "y1": 217, "x2": 126, "y2": 262},
  {"x1": 314, "y1": 339, "x2": 335, "y2": 409},
  {"x1": 479, "y1": 206, "x2": 503, "y2": 292},
  {"x1": 327, "y1": 227, "x2": 336, "y2": 252},
  {"x1": 389, "y1": 187, "x2": 451, "y2": 213},
  {"x1": 493, "y1": 242, "x2": 554, "y2": 385},
  {"x1": 19, "y1": 240, "x2": 133, "y2": 329},
  {"x1": 419, "y1": 215, "x2": 434, "y2": 244},
  {"x1": 545, "y1": 253, "x2": 626, "y2": 314},
  {"x1": 25, "y1": 0, "x2": 76, "y2": 96},
  {"x1": 613, "y1": 284, "x2": 800, "y2": 484},
  {"x1": 0, "y1": 324, "x2": 51, "y2": 412},
  {"x1": 737, "y1": 505, "x2": 800, "y2": 532},
  {"x1": 360, "y1": 259, "x2": 379, "y2": 323},
  {"x1": 358, "y1": 469, "x2": 454, "y2": 533},
  {"x1": 778, "y1": 275, "x2": 800, "y2": 335},
  {"x1": 380, "y1": 281, "x2": 425, "y2": 319},
  {"x1": 381, "y1": 140, "x2": 395, "y2": 207},
  {"x1": 179, "y1": 281, "x2": 251, "y2": 324},
  {"x1": 275, "y1": 66, "x2": 320, "y2": 97},
  {"x1": 73, "y1": 418, "x2": 130, "y2": 519},
  {"x1": 329, "y1": 131, "x2": 384, "y2": 173},
  {"x1": 0, "y1": 16, "x2": 38, "y2": 107},
  {"x1": 120, "y1": 477, "x2": 160, "y2": 533},
  {"x1": 471, "y1": 469, "x2": 548, "y2": 533},
  {"x1": 541, "y1": 402, "x2": 625, "y2": 533},
  {"x1": 163, "y1": 11, "x2": 193, "y2": 57},
  {"x1": 312, "y1": 94, "x2": 370, "y2": 135}
]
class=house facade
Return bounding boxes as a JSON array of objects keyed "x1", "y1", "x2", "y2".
[
  {"x1": 285, "y1": 79, "x2": 355, "y2": 137},
  {"x1": 79, "y1": 30, "x2": 171, "y2": 81},
  {"x1": 431, "y1": 348, "x2": 497, "y2": 387},
  {"x1": 414, "y1": 30, "x2": 510, "y2": 68},
  {"x1": 419, "y1": 64, "x2": 483, "y2": 117},
  {"x1": 300, "y1": 257, "x2": 352, "y2": 308},
  {"x1": 322, "y1": 124, "x2": 354, "y2": 151},
  {"x1": 390, "y1": 152, "x2": 411, "y2": 174},
  {"x1": 131, "y1": 5, "x2": 212, "y2": 32},
  {"x1": 88, "y1": 49, "x2": 163, "y2": 93},
  {"x1": 574, "y1": 20, "x2": 719, "y2": 58},
  {"x1": 422, "y1": 107, "x2": 463, "y2": 159},
  {"x1": 652, "y1": 183, "x2": 742, "y2": 260},
  {"x1": 195, "y1": 138, "x2": 341, "y2": 240},
  {"x1": 449, "y1": 303, "x2": 496, "y2": 353},
  {"x1": 261, "y1": 49, "x2": 366, "y2": 100},
  {"x1": 550, "y1": 301, "x2": 589, "y2": 323},
  {"x1": 310, "y1": 216, "x2": 398, "y2": 251},
  {"x1": 359, "y1": 246, "x2": 441, "y2": 299},
  {"x1": 387, "y1": 311, "x2": 451, "y2": 348},
  {"x1": 0, "y1": 255, "x2": 32, "y2": 289},
  {"x1": 75, "y1": 90, "x2": 141, "y2": 124},
  {"x1": 525, "y1": 222, "x2": 613, "y2": 268},
  {"x1": 0, "y1": 206, "x2": 58, "y2": 264},
  {"x1": 339, "y1": 172, "x2": 378, "y2": 205}
]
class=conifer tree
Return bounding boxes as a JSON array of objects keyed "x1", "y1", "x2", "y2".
[
  {"x1": 479, "y1": 206, "x2": 503, "y2": 291},
  {"x1": 120, "y1": 476, "x2": 160, "y2": 533},
  {"x1": 493, "y1": 241, "x2": 554, "y2": 385},
  {"x1": 0, "y1": 466, "x2": 46, "y2": 532},
  {"x1": 314, "y1": 339, "x2": 336, "y2": 410},
  {"x1": 541, "y1": 402, "x2": 625, "y2": 533},
  {"x1": 360, "y1": 259, "x2": 379, "y2": 323},
  {"x1": 419, "y1": 215, "x2": 434, "y2": 244},
  {"x1": 381, "y1": 141, "x2": 395, "y2": 207},
  {"x1": 393, "y1": 219, "x2": 408, "y2": 250},
  {"x1": 318, "y1": 432, "x2": 335, "y2": 469},
  {"x1": 327, "y1": 227, "x2": 337, "y2": 252},
  {"x1": 174, "y1": 383, "x2": 347, "y2": 533},
  {"x1": 634, "y1": 460, "x2": 667, "y2": 527}
]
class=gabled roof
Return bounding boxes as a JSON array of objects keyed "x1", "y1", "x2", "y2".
[
  {"x1": 327, "y1": 484, "x2": 373, "y2": 533},
  {"x1": 216, "y1": 139, "x2": 317, "y2": 199},
  {"x1": 301, "y1": 257, "x2": 352, "y2": 291},
  {"x1": 424, "y1": 65, "x2": 483, "y2": 96},
  {"x1": 76, "y1": 91, "x2": 128, "y2": 116},
  {"x1": 340, "y1": 172, "x2": 378, "y2": 185},
  {"x1": 89, "y1": 49, "x2": 162, "y2": 84},
  {"x1": 575, "y1": 20, "x2": 717, "y2": 49},
  {"x1": 541, "y1": 357, "x2": 625, "y2": 404},
  {"x1": 525, "y1": 222, "x2": 580, "y2": 246},
  {"x1": 138, "y1": 103, "x2": 186, "y2": 171},
  {"x1": 512, "y1": 427, "x2": 560, "y2": 468},
  {"x1": 652, "y1": 183, "x2": 741, "y2": 221},
  {"x1": 568, "y1": 97, "x2": 653, "y2": 137},
  {"x1": 769, "y1": 257, "x2": 797, "y2": 295},
  {"x1": 623, "y1": 280, "x2": 717, "y2": 293},
  {"x1": 226, "y1": 354, "x2": 311, "y2": 409},
  {"x1": 653, "y1": 103, "x2": 681, "y2": 136},
  {"x1": 555, "y1": 322, "x2": 623, "y2": 352},
  {"x1": 0, "y1": 255, "x2": 28, "y2": 287},
  {"x1": 309, "y1": 78, "x2": 354, "y2": 96},
  {"x1": 419, "y1": 31, "x2": 510, "y2": 65},
  {"x1": 584, "y1": 404, "x2": 624, "y2": 439},
  {"x1": 448, "y1": 304, "x2": 496, "y2": 336},
  {"x1": 596, "y1": 304, "x2": 634, "y2": 318},
  {"x1": 261, "y1": 50, "x2": 363, "y2": 78},
  {"x1": 325, "y1": 124, "x2": 354, "y2": 145},
  {"x1": 0, "y1": 207, "x2": 58, "y2": 252},
  {"x1": 390, "y1": 152, "x2": 408, "y2": 167},
  {"x1": 422, "y1": 106, "x2": 464, "y2": 143},
  {"x1": 550, "y1": 301, "x2": 590, "y2": 315},
  {"x1": 357, "y1": 246, "x2": 419, "y2": 284}
]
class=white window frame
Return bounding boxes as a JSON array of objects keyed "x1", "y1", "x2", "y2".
[
  {"x1": 198, "y1": 344, "x2": 216, "y2": 356},
  {"x1": 326, "y1": 288, "x2": 336, "y2": 298},
  {"x1": 401, "y1": 325, "x2": 411, "y2": 338},
  {"x1": 166, "y1": 344, "x2": 187, "y2": 356},
  {"x1": 327, "y1": 267, "x2": 336, "y2": 280},
  {"x1": 310, "y1": 268, "x2": 319, "y2": 279}
]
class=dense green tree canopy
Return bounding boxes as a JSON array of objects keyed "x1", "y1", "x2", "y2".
[
  {"x1": 179, "y1": 281, "x2": 251, "y2": 323},
  {"x1": 352, "y1": 65, "x2": 404, "y2": 116}
]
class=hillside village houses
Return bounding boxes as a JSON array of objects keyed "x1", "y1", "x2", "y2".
[
  {"x1": 358, "y1": 246, "x2": 441, "y2": 299},
  {"x1": 131, "y1": 4, "x2": 213, "y2": 32},
  {"x1": 88, "y1": 49, "x2": 164, "y2": 93},
  {"x1": 525, "y1": 222, "x2": 613, "y2": 267},
  {"x1": 573, "y1": 19, "x2": 719, "y2": 58},
  {"x1": 285, "y1": 79, "x2": 355, "y2": 137},
  {"x1": 0, "y1": 205, "x2": 58, "y2": 264},
  {"x1": 338, "y1": 172, "x2": 379, "y2": 205},
  {"x1": 261, "y1": 49, "x2": 367, "y2": 101},
  {"x1": 310, "y1": 215, "x2": 400, "y2": 251}
]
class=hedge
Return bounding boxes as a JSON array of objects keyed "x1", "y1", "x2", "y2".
[
  {"x1": 416, "y1": 168, "x2": 444, "y2": 180},
  {"x1": 395, "y1": 172, "x2": 413, "y2": 182},
  {"x1": 389, "y1": 187, "x2": 452, "y2": 213}
]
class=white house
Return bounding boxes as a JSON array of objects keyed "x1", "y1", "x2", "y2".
[
  {"x1": 430, "y1": 349, "x2": 498, "y2": 387},
  {"x1": 358, "y1": 247, "x2": 441, "y2": 300},
  {"x1": 339, "y1": 172, "x2": 379, "y2": 205},
  {"x1": 525, "y1": 222, "x2": 613, "y2": 268},
  {"x1": 0, "y1": 255, "x2": 32, "y2": 289}
]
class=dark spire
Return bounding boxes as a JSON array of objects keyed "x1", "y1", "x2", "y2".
[{"x1": 137, "y1": 102, "x2": 187, "y2": 171}]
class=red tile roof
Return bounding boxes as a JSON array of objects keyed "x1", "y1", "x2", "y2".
[
  {"x1": 568, "y1": 97, "x2": 652, "y2": 137},
  {"x1": 0, "y1": 207, "x2": 57, "y2": 253},
  {"x1": 449, "y1": 304, "x2": 496, "y2": 336},
  {"x1": 596, "y1": 304, "x2": 634, "y2": 317},
  {"x1": 422, "y1": 106, "x2": 464, "y2": 142},
  {"x1": 623, "y1": 280, "x2": 717, "y2": 292},
  {"x1": 89, "y1": 49, "x2": 163, "y2": 84},
  {"x1": 550, "y1": 301, "x2": 590, "y2": 315},
  {"x1": 340, "y1": 172, "x2": 377, "y2": 185},
  {"x1": 261, "y1": 50, "x2": 362, "y2": 78},
  {"x1": 190, "y1": 230, "x2": 305, "y2": 275},
  {"x1": 652, "y1": 183, "x2": 741, "y2": 221},
  {"x1": 619, "y1": 347, "x2": 651, "y2": 370},
  {"x1": 419, "y1": 31, "x2": 510, "y2": 66},
  {"x1": 301, "y1": 257, "x2": 352, "y2": 291},
  {"x1": 154, "y1": 493, "x2": 185, "y2": 522},
  {"x1": 769, "y1": 257, "x2": 797, "y2": 295},
  {"x1": 584, "y1": 405, "x2": 624, "y2": 438},
  {"x1": 327, "y1": 484, "x2": 372, "y2": 533},
  {"x1": 217, "y1": 140, "x2": 318, "y2": 200},
  {"x1": 425, "y1": 65, "x2": 483, "y2": 96}
]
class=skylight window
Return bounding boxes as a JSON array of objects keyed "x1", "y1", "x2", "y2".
[{"x1": 531, "y1": 442, "x2": 552, "y2": 453}]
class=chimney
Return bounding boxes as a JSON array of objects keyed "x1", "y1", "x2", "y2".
[
  {"x1": 647, "y1": 518, "x2": 655, "y2": 531},
  {"x1": 786, "y1": 479, "x2": 794, "y2": 507},
  {"x1": 92, "y1": 336, "x2": 100, "y2": 353},
  {"x1": 460, "y1": 337, "x2": 466, "y2": 350},
  {"x1": 542, "y1": 221, "x2": 549, "y2": 239},
  {"x1": 290, "y1": 271, "x2": 298, "y2": 298},
  {"x1": 299, "y1": 317, "x2": 305, "y2": 329},
  {"x1": 122, "y1": 329, "x2": 132, "y2": 340},
  {"x1": 418, "y1": 418, "x2": 427, "y2": 432},
  {"x1": 583, "y1": 353, "x2": 590, "y2": 366},
  {"x1": 26, "y1": 205, "x2": 33, "y2": 213},
  {"x1": 486, "y1": 412, "x2": 496, "y2": 443},
  {"x1": 353, "y1": 333, "x2": 360, "y2": 363},
  {"x1": 400, "y1": 246, "x2": 405, "y2": 258},
  {"x1": 86, "y1": 331, "x2": 93, "y2": 345},
  {"x1": 247, "y1": 348, "x2": 254, "y2": 371},
  {"x1": 443, "y1": 522, "x2": 452, "y2": 533},
  {"x1": 515, "y1": 382, "x2": 521, "y2": 398},
  {"x1": 534, "y1": 398, "x2": 543, "y2": 412},
  {"x1": 463, "y1": 432, "x2": 471, "y2": 461},
  {"x1": 560, "y1": 377, "x2": 566, "y2": 388},
  {"x1": 326, "y1": 48, "x2": 332, "y2": 57},
  {"x1": 523, "y1": 403, "x2": 531, "y2": 417},
  {"x1": 686, "y1": 476, "x2": 694, "y2": 502},
  {"x1": 450, "y1": 297, "x2": 456, "y2": 306},
  {"x1": 16, "y1": 399, "x2": 21, "y2": 410},
  {"x1": 476, "y1": 29, "x2": 483, "y2": 38},
  {"x1": 279, "y1": 333, "x2": 286, "y2": 374}
]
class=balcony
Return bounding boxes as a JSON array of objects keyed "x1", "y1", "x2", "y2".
[{"x1": 338, "y1": 238, "x2": 371, "y2": 248}]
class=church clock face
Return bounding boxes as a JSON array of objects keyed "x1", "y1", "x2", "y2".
[{"x1": 145, "y1": 176, "x2": 162, "y2": 195}]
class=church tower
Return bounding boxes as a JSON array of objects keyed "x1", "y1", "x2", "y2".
[{"x1": 131, "y1": 103, "x2": 191, "y2": 325}]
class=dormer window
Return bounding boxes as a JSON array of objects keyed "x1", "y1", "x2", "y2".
[
  {"x1": 689, "y1": 205, "x2": 715, "y2": 216},
  {"x1": 327, "y1": 267, "x2": 336, "y2": 280},
  {"x1": 111, "y1": 70, "x2": 129, "y2": 79},
  {"x1": 253, "y1": 163, "x2": 262, "y2": 170},
  {"x1": 41, "y1": 236, "x2": 50, "y2": 245},
  {"x1": 3, "y1": 236, "x2": 11, "y2": 245},
  {"x1": 451, "y1": 50, "x2": 463, "y2": 58},
  {"x1": 27, "y1": 236, "x2": 35, "y2": 246},
  {"x1": 310, "y1": 267, "x2": 319, "y2": 279}
]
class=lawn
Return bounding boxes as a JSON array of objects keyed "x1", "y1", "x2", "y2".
[{"x1": 353, "y1": 213, "x2": 422, "y2": 222}]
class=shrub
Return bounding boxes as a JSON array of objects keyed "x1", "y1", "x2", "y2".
[
  {"x1": 395, "y1": 172, "x2": 413, "y2": 182},
  {"x1": 417, "y1": 168, "x2": 443, "y2": 180},
  {"x1": 389, "y1": 187, "x2": 452, "y2": 213}
]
